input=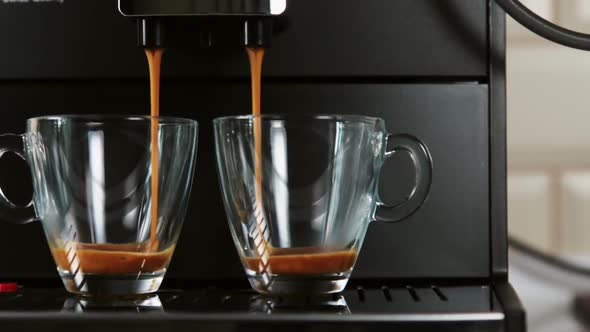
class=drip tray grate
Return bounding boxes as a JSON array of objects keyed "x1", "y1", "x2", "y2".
[
  {"x1": 186, "y1": 285, "x2": 502, "y2": 315},
  {"x1": 0, "y1": 285, "x2": 502, "y2": 314},
  {"x1": 0, "y1": 285, "x2": 506, "y2": 331}
]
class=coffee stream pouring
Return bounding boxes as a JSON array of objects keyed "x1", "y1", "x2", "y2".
[{"x1": 119, "y1": 0, "x2": 283, "y2": 291}]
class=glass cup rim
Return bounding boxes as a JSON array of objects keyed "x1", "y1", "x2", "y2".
[
  {"x1": 26, "y1": 114, "x2": 198, "y2": 127},
  {"x1": 213, "y1": 114, "x2": 384, "y2": 125}
]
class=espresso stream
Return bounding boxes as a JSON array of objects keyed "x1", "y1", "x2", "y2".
[
  {"x1": 145, "y1": 48, "x2": 164, "y2": 250},
  {"x1": 50, "y1": 48, "x2": 169, "y2": 277},
  {"x1": 245, "y1": 47, "x2": 358, "y2": 276},
  {"x1": 50, "y1": 47, "x2": 356, "y2": 278},
  {"x1": 246, "y1": 48, "x2": 269, "y2": 263}
]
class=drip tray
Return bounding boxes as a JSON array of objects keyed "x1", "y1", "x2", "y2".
[{"x1": 0, "y1": 285, "x2": 506, "y2": 332}]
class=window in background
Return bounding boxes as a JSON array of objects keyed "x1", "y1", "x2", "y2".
[{"x1": 507, "y1": 0, "x2": 590, "y2": 260}]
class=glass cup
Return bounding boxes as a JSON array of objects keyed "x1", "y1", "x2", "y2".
[
  {"x1": 0, "y1": 115, "x2": 198, "y2": 297},
  {"x1": 214, "y1": 114, "x2": 432, "y2": 295}
]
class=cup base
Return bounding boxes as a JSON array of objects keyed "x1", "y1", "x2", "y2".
[
  {"x1": 247, "y1": 270, "x2": 350, "y2": 295},
  {"x1": 58, "y1": 268, "x2": 165, "y2": 298}
]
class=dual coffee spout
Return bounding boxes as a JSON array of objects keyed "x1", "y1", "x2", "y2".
[
  {"x1": 136, "y1": 17, "x2": 274, "y2": 49},
  {"x1": 122, "y1": 0, "x2": 284, "y2": 49}
]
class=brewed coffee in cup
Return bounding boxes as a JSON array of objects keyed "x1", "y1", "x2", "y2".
[
  {"x1": 0, "y1": 115, "x2": 198, "y2": 297},
  {"x1": 214, "y1": 114, "x2": 432, "y2": 295}
]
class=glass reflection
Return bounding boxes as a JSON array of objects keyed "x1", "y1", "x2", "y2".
[
  {"x1": 62, "y1": 294, "x2": 163, "y2": 313},
  {"x1": 249, "y1": 295, "x2": 350, "y2": 315}
]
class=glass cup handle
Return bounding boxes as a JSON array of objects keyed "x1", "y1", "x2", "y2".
[
  {"x1": 374, "y1": 133, "x2": 433, "y2": 223},
  {"x1": 0, "y1": 134, "x2": 37, "y2": 224}
]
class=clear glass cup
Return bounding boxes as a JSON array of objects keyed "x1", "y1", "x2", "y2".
[
  {"x1": 214, "y1": 114, "x2": 432, "y2": 295},
  {"x1": 0, "y1": 115, "x2": 198, "y2": 297}
]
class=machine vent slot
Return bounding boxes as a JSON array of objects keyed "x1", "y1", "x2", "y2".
[
  {"x1": 192, "y1": 292, "x2": 205, "y2": 304},
  {"x1": 164, "y1": 295, "x2": 180, "y2": 304},
  {"x1": 432, "y1": 286, "x2": 448, "y2": 302},
  {"x1": 381, "y1": 286, "x2": 393, "y2": 302},
  {"x1": 356, "y1": 286, "x2": 366, "y2": 303},
  {"x1": 407, "y1": 286, "x2": 421, "y2": 302},
  {"x1": 164, "y1": 286, "x2": 455, "y2": 308}
]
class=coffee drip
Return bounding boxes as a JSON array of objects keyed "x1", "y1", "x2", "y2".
[
  {"x1": 145, "y1": 48, "x2": 164, "y2": 251},
  {"x1": 245, "y1": 47, "x2": 272, "y2": 275},
  {"x1": 46, "y1": 49, "x2": 171, "y2": 281},
  {"x1": 243, "y1": 47, "x2": 359, "y2": 276}
]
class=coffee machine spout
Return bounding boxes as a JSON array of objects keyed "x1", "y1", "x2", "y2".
[
  {"x1": 119, "y1": 0, "x2": 286, "y2": 49},
  {"x1": 137, "y1": 18, "x2": 166, "y2": 48},
  {"x1": 242, "y1": 17, "x2": 274, "y2": 48}
]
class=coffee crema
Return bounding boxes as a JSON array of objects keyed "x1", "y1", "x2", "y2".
[
  {"x1": 243, "y1": 250, "x2": 357, "y2": 275},
  {"x1": 51, "y1": 243, "x2": 174, "y2": 275}
]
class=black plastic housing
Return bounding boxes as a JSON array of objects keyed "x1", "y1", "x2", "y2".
[
  {"x1": 0, "y1": 0, "x2": 525, "y2": 331},
  {"x1": 136, "y1": 16, "x2": 274, "y2": 49}
]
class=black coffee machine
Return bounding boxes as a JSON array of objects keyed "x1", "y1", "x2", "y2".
[{"x1": 1, "y1": 0, "x2": 574, "y2": 330}]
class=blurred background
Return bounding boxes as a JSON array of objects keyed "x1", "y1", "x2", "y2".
[{"x1": 507, "y1": 1, "x2": 590, "y2": 331}]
